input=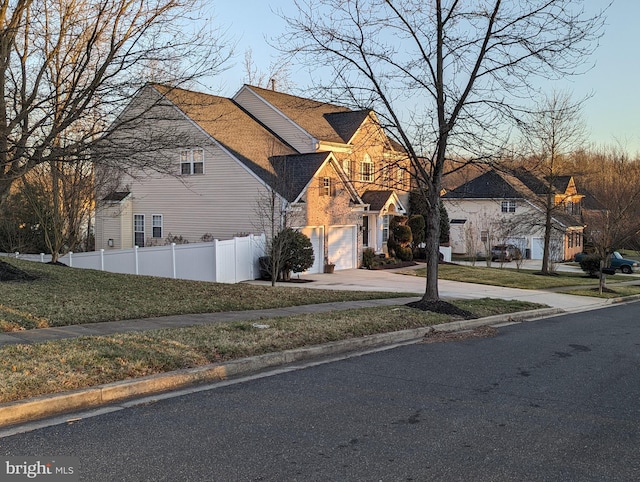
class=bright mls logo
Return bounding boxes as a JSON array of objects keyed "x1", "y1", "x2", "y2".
[{"x1": 1, "y1": 457, "x2": 78, "y2": 481}]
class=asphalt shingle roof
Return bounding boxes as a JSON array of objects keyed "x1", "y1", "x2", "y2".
[
  {"x1": 155, "y1": 85, "x2": 298, "y2": 192},
  {"x1": 361, "y1": 190, "x2": 396, "y2": 211},
  {"x1": 443, "y1": 170, "x2": 524, "y2": 199},
  {"x1": 244, "y1": 85, "x2": 367, "y2": 144},
  {"x1": 270, "y1": 152, "x2": 332, "y2": 202}
]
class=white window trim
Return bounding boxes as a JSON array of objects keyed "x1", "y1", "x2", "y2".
[
  {"x1": 501, "y1": 200, "x2": 516, "y2": 213},
  {"x1": 180, "y1": 148, "x2": 205, "y2": 175},
  {"x1": 134, "y1": 214, "x2": 145, "y2": 247},
  {"x1": 152, "y1": 214, "x2": 163, "y2": 239},
  {"x1": 322, "y1": 177, "x2": 331, "y2": 196}
]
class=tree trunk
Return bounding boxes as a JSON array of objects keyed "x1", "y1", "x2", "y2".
[
  {"x1": 422, "y1": 189, "x2": 442, "y2": 301},
  {"x1": 541, "y1": 190, "x2": 554, "y2": 275}
]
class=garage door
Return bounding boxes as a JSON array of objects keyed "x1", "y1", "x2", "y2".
[
  {"x1": 531, "y1": 237, "x2": 544, "y2": 260},
  {"x1": 328, "y1": 226, "x2": 356, "y2": 270},
  {"x1": 300, "y1": 227, "x2": 323, "y2": 274}
]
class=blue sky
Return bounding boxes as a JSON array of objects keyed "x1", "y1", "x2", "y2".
[{"x1": 207, "y1": 1, "x2": 639, "y2": 155}]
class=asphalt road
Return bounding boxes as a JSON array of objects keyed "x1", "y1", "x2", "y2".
[{"x1": 1, "y1": 302, "x2": 639, "y2": 481}]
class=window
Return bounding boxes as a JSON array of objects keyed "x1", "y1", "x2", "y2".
[
  {"x1": 321, "y1": 177, "x2": 331, "y2": 196},
  {"x1": 134, "y1": 214, "x2": 145, "y2": 247},
  {"x1": 501, "y1": 200, "x2": 516, "y2": 213},
  {"x1": 152, "y1": 215, "x2": 163, "y2": 239},
  {"x1": 382, "y1": 215, "x2": 390, "y2": 242},
  {"x1": 343, "y1": 159, "x2": 353, "y2": 178},
  {"x1": 360, "y1": 154, "x2": 374, "y2": 182},
  {"x1": 397, "y1": 168, "x2": 407, "y2": 190},
  {"x1": 180, "y1": 148, "x2": 204, "y2": 175},
  {"x1": 481, "y1": 230, "x2": 489, "y2": 242},
  {"x1": 382, "y1": 163, "x2": 390, "y2": 188},
  {"x1": 568, "y1": 232, "x2": 574, "y2": 248}
]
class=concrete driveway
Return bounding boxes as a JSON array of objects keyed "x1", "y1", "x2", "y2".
[{"x1": 263, "y1": 264, "x2": 613, "y2": 313}]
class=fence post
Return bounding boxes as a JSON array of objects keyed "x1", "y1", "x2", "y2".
[
  {"x1": 249, "y1": 235, "x2": 254, "y2": 280},
  {"x1": 69, "y1": 252, "x2": 73, "y2": 267},
  {"x1": 213, "y1": 239, "x2": 219, "y2": 282},
  {"x1": 100, "y1": 249, "x2": 105, "y2": 271},
  {"x1": 40, "y1": 253, "x2": 45, "y2": 263},
  {"x1": 171, "y1": 243, "x2": 177, "y2": 279},
  {"x1": 134, "y1": 246, "x2": 139, "y2": 275},
  {"x1": 233, "y1": 237, "x2": 239, "y2": 283}
]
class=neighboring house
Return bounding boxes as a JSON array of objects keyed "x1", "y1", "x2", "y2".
[
  {"x1": 94, "y1": 84, "x2": 410, "y2": 272},
  {"x1": 442, "y1": 168, "x2": 585, "y2": 261}
]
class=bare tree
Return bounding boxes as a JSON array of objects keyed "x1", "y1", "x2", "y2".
[
  {"x1": 0, "y1": 0, "x2": 230, "y2": 206},
  {"x1": 280, "y1": 0, "x2": 606, "y2": 302},
  {"x1": 242, "y1": 47, "x2": 295, "y2": 92},
  {"x1": 579, "y1": 147, "x2": 640, "y2": 291},
  {"x1": 19, "y1": 160, "x2": 93, "y2": 262},
  {"x1": 516, "y1": 91, "x2": 586, "y2": 274}
]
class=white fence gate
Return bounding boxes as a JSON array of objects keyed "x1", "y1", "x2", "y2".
[{"x1": 3, "y1": 234, "x2": 266, "y2": 284}]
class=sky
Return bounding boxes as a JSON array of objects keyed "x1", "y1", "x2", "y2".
[{"x1": 205, "y1": 1, "x2": 639, "y2": 155}]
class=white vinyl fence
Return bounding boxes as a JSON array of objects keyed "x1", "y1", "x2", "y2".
[{"x1": 2, "y1": 234, "x2": 266, "y2": 284}]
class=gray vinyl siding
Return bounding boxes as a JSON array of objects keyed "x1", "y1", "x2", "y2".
[
  {"x1": 115, "y1": 143, "x2": 270, "y2": 247},
  {"x1": 234, "y1": 88, "x2": 316, "y2": 153}
]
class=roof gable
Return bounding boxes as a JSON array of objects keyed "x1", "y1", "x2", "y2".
[
  {"x1": 361, "y1": 190, "x2": 406, "y2": 213},
  {"x1": 443, "y1": 170, "x2": 524, "y2": 199},
  {"x1": 270, "y1": 152, "x2": 332, "y2": 202},
  {"x1": 242, "y1": 85, "x2": 358, "y2": 144},
  {"x1": 154, "y1": 85, "x2": 297, "y2": 189}
]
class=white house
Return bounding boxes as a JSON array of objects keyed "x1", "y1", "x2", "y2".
[{"x1": 442, "y1": 169, "x2": 585, "y2": 261}]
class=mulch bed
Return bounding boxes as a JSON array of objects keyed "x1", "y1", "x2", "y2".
[
  {"x1": 0, "y1": 260, "x2": 37, "y2": 282},
  {"x1": 406, "y1": 299, "x2": 476, "y2": 319}
]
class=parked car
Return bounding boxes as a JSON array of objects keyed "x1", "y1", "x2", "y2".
[
  {"x1": 574, "y1": 251, "x2": 640, "y2": 274},
  {"x1": 491, "y1": 244, "x2": 522, "y2": 262}
]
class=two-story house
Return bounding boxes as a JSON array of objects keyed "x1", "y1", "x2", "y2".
[
  {"x1": 442, "y1": 168, "x2": 585, "y2": 261},
  {"x1": 94, "y1": 84, "x2": 410, "y2": 272}
]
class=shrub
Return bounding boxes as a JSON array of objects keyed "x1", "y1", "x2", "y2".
[
  {"x1": 393, "y1": 224, "x2": 413, "y2": 245},
  {"x1": 408, "y1": 215, "x2": 425, "y2": 248},
  {"x1": 395, "y1": 246, "x2": 413, "y2": 262},
  {"x1": 579, "y1": 254, "x2": 602, "y2": 277},
  {"x1": 269, "y1": 228, "x2": 315, "y2": 280},
  {"x1": 362, "y1": 248, "x2": 376, "y2": 269}
]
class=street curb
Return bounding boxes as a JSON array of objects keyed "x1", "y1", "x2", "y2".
[{"x1": 0, "y1": 307, "x2": 563, "y2": 428}]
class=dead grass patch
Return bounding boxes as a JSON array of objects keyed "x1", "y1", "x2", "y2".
[{"x1": 0, "y1": 299, "x2": 544, "y2": 403}]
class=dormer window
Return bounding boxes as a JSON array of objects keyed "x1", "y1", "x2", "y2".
[{"x1": 180, "y1": 148, "x2": 204, "y2": 175}]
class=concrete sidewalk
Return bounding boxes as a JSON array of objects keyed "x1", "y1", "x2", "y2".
[
  {"x1": 0, "y1": 297, "x2": 420, "y2": 347},
  {"x1": 2, "y1": 265, "x2": 621, "y2": 348},
  {"x1": 248, "y1": 265, "x2": 616, "y2": 313},
  {"x1": 2, "y1": 266, "x2": 638, "y2": 429}
]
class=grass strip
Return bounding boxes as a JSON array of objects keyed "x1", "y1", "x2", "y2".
[
  {"x1": 558, "y1": 286, "x2": 640, "y2": 298},
  {"x1": 0, "y1": 299, "x2": 543, "y2": 403},
  {"x1": 405, "y1": 264, "x2": 632, "y2": 290},
  {"x1": 0, "y1": 258, "x2": 412, "y2": 330}
]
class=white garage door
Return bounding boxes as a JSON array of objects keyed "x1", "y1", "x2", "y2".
[
  {"x1": 531, "y1": 237, "x2": 544, "y2": 260},
  {"x1": 300, "y1": 226, "x2": 324, "y2": 274},
  {"x1": 328, "y1": 226, "x2": 356, "y2": 270}
]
